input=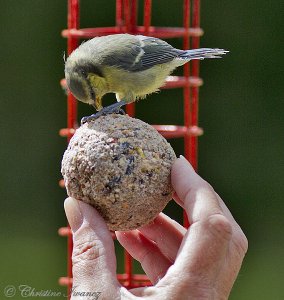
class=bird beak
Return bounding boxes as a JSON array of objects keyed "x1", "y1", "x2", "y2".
[{"x1": 92, "y1": 97, "x2": 103, "y2": 111}]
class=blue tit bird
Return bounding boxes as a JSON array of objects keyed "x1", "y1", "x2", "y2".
[{"x1": 64, "y1": 34, "x2": 228, "y2": 123}]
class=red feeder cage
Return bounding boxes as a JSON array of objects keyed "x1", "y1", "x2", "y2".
[{"x1": 58, "y1": 0, "x2": 203, "y2": 297}]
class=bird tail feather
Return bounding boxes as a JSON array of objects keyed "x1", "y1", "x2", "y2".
[{"x1": 178, "y1": 48, "x2": 229, "y2": 60}]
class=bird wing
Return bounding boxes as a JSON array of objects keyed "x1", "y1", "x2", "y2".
[{"x1": 102, "y1": 35, "x2": 181, "y2": 72}]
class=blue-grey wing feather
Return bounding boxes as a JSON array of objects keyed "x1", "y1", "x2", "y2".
[
  {"x1": 131, "y1": 36, "x2": 181, "y2": 71},
  {"x1": 102, "y1": 35, "x2": 181, "y2": 72}
]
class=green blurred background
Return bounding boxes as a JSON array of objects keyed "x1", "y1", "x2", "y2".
[{"x1": 1, "y1": 1, "x2": 283, "y2": 299}]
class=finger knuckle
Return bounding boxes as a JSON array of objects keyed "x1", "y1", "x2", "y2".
[
  {"x1": 234, "y1": 230, "x2": 249, "y2": 258},
  {"x1": 207, "y1": 214, "x2": 233, "y2": 241},
  {"x1": 72, "y1": 239, "x2": 101, "y2": 264}
]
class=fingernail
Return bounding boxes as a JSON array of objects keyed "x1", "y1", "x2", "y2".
[
  {"x1": 64, "y1": 197, "x2": 83, "y2": 233},
  {"x1": 177, "y1": 155, "x2": 195, "y2": 172}
]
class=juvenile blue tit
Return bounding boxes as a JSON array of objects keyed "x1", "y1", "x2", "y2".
[{"x1": 64, "y1": 34, "x2": 228, "y2": 123}]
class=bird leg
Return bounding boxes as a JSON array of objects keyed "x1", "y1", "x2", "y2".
[{"x1": 81, "y1": 100, "x2": 127, "y2": 124}]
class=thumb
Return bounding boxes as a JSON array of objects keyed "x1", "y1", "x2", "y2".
[{"x1": 64, "y1": 197, "x2": 120, "y2": 297}]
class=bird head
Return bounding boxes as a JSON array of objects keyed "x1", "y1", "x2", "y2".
[{"x1": 64, "y1": 59, "x2": 106, "y2": 111}]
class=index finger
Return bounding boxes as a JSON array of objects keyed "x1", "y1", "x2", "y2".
[
  {"x1": 155, "y1": 157, "x2": 232, "y2": 293},
  {"x1": 171, "y1": 156, "x2": 223, "y2": 224}
]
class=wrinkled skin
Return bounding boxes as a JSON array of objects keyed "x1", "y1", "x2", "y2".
[{"x1": 64, "y1": 156, "x2": 248, "y2": 300}]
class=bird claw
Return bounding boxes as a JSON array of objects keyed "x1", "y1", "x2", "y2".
[{"x1": 81, "y1": 101, "x2": 126, "y2": 125}]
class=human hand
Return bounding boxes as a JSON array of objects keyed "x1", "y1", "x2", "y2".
[{"x1": 64, "y1": 156, "x2": 248, "y2": 299}]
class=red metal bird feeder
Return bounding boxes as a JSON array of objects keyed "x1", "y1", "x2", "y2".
[{"x1": 58, "y1": 0, "x2": 203, "y2": 297}]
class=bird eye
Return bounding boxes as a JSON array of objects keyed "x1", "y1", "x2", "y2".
[{"x1": 81, "y1": 70, "x2": 87, "y2": 77}]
